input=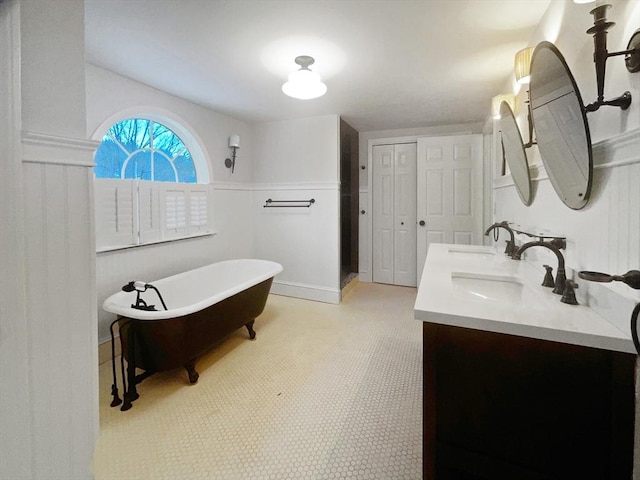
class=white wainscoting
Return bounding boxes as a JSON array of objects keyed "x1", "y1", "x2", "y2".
[
  {"x1": 96, "y1": 184, "x2": 254, "y2": 343},
  {"x1": 252, "y1": 182, "x2": 341, "y2": 304},
  {"x1": 20, "y1": 132, "x2": 99, "y2": 480},
  {"x1": 494, "y1": 128, "x2": 640, "y2": 322}
]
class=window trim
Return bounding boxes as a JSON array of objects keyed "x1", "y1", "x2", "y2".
[
  {"x1": 91, "y1": 107, "x2": 212, "y2": 184},
  {"x1": 96, "y1": 231, "x2": 216, "y2": 254},
  {"x1": 91, "y1": 110, "x2": 214, "y2": 252}
]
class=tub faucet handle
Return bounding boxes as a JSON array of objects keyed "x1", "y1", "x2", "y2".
[{"x1": 561, "y1": 280, "x2": 579, "y2": 305}]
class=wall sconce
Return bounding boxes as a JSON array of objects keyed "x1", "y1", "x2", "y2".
[
  {"x1": 491, "y1": 94, "x2": 515, "y2": 120},
  {"x1": 225, "y1": 135, "x2": 240, "y2": 173},
  {"x1": 584, "y1": 4, "x2": 640, "y2": 112},
  {"x1": 282, "y1": 55, "x2": 327, "y2": 100},
  {"x1": 513, "y1": 47, "x2": 537, "y2": 149}
]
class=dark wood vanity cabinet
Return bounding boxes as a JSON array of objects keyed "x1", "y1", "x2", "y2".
[{"x1": 423, "y1": 323, "x2": 637, "y2": 480}]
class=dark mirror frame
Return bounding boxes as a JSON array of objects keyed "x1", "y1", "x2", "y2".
[
  {"x1": 530, "y1": 41, "x2": 593, "y2": 210},
  {"x1": 498, "y1": 101, "x2": 532, "y2": 206}
]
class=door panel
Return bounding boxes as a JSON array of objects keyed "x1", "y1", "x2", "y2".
[
  {"x1": 453, "y1": 169, "x2": 472, "y2": 216},
  {"x1": 393, "y1": 143, "x2": 417, "y2": 286},
  {"x1": 417, "y1": 135, "x2": 483, "y2": 284},
  {"x1": 373, "y1": 143, "x2": 417, "y2": 286},
  {"x1": 426, "y1": 170, "x2": 444, "y2": 215},
  {"x1": 373, "y1": 145, "x2": 395, "y2": 284},
  {"x1": 454, "y1": 231, "x2": 473, "y2": 244}
]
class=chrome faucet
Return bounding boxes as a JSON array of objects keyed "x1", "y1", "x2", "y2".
[
  {"x1": 484, "y1": 221, "x2": 517, "y2": 257},
  {"x1": 513, "y1": 240, "x2": 566, "y2": 295}
]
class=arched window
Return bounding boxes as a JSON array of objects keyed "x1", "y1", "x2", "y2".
[
  {"x1": 93, "y1": 117, "x2": 212, "y2": 251},
  {"x1": 94, "y1": 118, "x2": 197, "y2": 183}
]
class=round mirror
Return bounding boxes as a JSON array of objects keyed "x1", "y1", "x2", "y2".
[
  {"x1": 529, "y1": 41, "x2": 592, "y2": 210},
  {"x1": 498, "y1": 101, "x2": 532, "y2": 206}
]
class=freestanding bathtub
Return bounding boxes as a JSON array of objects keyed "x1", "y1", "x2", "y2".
[{"x1": 102, "y1": 259, "x2": 282, "y2": 410}]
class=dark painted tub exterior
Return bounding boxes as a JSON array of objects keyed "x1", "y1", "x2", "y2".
[{"x1": 119, "y1": 277, "x2": 273, "y2": 387}]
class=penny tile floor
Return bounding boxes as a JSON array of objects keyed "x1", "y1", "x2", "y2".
[{"x1": 92, "y1": 283, "x2": 422, "y2": 479}]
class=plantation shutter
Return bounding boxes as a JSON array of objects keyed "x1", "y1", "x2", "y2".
[
  {"x1": 95, "y1": 179, "x2": 136, "y2": 249},
  {"x1": 189, "y1": 189, "x2": 209, "y2": 232},
  {"x1": 137, "y1": 180, "x2": 162, "y2": 244},
  {"x1": 95, "y1": 181, "x2": 213, "y2": 251},
  {"x1": 163, "y1": 187, "x2": 188, "y2": 239}
]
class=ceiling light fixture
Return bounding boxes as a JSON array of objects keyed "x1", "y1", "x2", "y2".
[{"x1": 282, "y1": 55, "x2": 327, "y2": 100}]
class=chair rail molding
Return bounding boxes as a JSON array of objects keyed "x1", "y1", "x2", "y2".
[{"x1": 22, "y1": 130, "x2": 99, "y2": 167}]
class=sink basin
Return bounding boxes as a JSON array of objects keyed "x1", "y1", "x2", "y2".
[
  {"x1": 451, "y1": 272, "x2": 523, "y2": 303},
  {"x1": 448, "y1": 247, "x2": 496, "y2": 259}
]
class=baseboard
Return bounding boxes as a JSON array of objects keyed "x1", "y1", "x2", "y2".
[
  {"x1": 271, "y1": 280, "x2": 341, "y2": 304},
  {"x1": 341, "y1": 275, "x2": 359, "y2": 299}
]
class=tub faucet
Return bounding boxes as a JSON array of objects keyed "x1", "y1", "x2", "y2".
[
  {"x1": 484, "y1": 221, "x2": 517, "y2": 257},
  {"x1": 513, "y1": 240, "x2": 566, "y2": 295}
]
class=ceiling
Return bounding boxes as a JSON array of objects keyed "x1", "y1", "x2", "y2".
[{"x1": 84, "y1": 0, "x2": 551, "y2": 132}]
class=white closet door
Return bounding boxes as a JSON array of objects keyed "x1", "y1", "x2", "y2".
[
  {"x1": 373, "y1": 144, "x2": 395, "y2": 284},
  {"x1": 416, "y1": 134, "x2": 483, "y2": 284},
  {"x1": 393, "y1": 143, "x2": 417, "y2": 286},
  {"x1": 372, "y1": 143, "x2": 417, "y2": 287}
]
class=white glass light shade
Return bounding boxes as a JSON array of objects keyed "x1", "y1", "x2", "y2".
[
  {"x1": 514, "y1": 47, "x2": 535, "y2": 85},
  {"x1": 491, "y1": 94, "x2": 515, "y2": 120},
  {"x1": 573, "y1": 0, "x2": 595, "y2": 3},
  {"x1": 282, "y1": 69, "x2": 327, "y2": 100}
]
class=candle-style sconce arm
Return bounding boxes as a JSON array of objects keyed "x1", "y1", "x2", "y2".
[
  {"x1": 225, "y1": 147, "x2": 238, "y2": 173},
  {"x1": 523, "y1": 89, "x2": 536, "y2": 149},
  {"x1": 584, "y1": 4, "x2": 640, "y2": 113},
  {"x1": 225, "y1": 134, "x2": 240, "y2": 174}
]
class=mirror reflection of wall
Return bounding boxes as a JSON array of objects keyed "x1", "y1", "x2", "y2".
[
  {"x1": 498, "y1": 101, "x2": 532, "y2": 206},
  {"x1": 530, "y1": 41, "x2": 592, "y2": 210}
]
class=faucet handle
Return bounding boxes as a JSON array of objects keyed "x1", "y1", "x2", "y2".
[
  {"x1": 561, "y1": 280, "x2": 579, "y2": 305},
  {"x1": 542, "y1": 265, "x2": 555, "y2": 287},
  {"x1": 505, "y1": 240, "x2": 515, "y2": 257}
]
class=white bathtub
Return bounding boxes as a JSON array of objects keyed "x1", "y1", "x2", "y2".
[
  {"x1": 103, "y1": 258, "x2": 283, "y2": 409},
  {"x1": 103, "y1": 258, "x2": 283, "y2": 320}
]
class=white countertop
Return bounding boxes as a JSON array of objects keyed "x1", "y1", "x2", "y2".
[{"x1": 414, "y1": 243, "x2": 636, "y2": 354}]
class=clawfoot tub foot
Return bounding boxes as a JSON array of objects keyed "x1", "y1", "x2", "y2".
[
  {"x1": 245, "y1": 320, "x2": 256, "y2": 340},
  {"x1": 185, "y1": 361, "x2": 199, "y2": 384}
]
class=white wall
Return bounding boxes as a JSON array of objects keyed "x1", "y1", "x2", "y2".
[
  {"x1": 87, "y1": 69, "x2": 344, "y2": 336},
  {"x1": 1, "y1": 1, "x2": 98, "y2": 479},
  {"x1": 86, "y1": 65, "x2": 254, "y2": 185},
  {"x1": 0, "y1": 1, "x2": 30, "y2": 476},
  {"x1": 492, "y1": 0, "x2": 640, "y2": 304},
  {"x1": 86, "y1": 66, "x2": 255, "y2": 343},
  {"x1": 252, "y1": 116, "x2": 341, "y2": 303}
]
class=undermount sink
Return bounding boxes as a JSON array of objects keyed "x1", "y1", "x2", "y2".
[
  {"x1": 451, "y1": 272, "x2": 524, "y2": 303},
  {"x1": 448, "y1": 247, "x2": 496, "y2": 259}
]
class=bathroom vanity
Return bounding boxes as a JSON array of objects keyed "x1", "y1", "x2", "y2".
[{"x1": 415, "y1": 243, "x2": 637, "y2": 479}]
